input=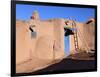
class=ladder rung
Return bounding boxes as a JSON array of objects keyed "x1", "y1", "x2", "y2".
[
  {"x1": 74, "y1": 34, "x2": 77, "y2": 36},
  {"x1": 73, "y1": 36, "x2": 77, "y2": 38},
  {"x1": 74, "y1": 38, "x2": 78, "y2": 40},
  {"x1": 75, "y1": 44, "x2": 78, "y2": 46},
  {"x1": 74, "y1": 38, "x2": 77, "y2": 40},
  {"x1": 74, "y1": 41, "x2": 78, "y2": 43},
  {"x1": 74, "y1": 39, "x2": 78, "y2": 41},
  {"x1": 74, "y1": 40, "x2": 78, "y2": 42},
  {"x1": 74, "y1": 44, "x2": 77, "y2": 46},
  {"x1": 75, "y1": 43, "x2": 78, "y2": 45},
  {"x1": 75, "y1": 46, "x2": 78, "y2": 48}
]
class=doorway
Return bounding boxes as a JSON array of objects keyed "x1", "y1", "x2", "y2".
[{"x1": 64, "y1": 36, "x2": 70, "y2": 56}]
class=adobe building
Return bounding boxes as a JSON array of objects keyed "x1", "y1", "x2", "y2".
[{"x1": 16, "y1": 11, "x2": 95, "y2": 73}]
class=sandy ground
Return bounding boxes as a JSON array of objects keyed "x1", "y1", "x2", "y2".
[
  {"x1": 16, "y1": 57, "x2": 96, "y2": 76},
  {"x1": 16, "y1": 57, "x2": 64, "y2": 73},
  {"x1": 16, "y1": 52, "x2": 96, "y2": 76}
]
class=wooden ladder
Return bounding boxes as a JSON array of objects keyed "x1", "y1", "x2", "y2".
[{"x1": 72, "y1": 20, "x2": 79, "y2": 52}]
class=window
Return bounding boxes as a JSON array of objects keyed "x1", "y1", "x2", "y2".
[
  {"x1": 31, "y1": 31, "x2": 37, "y2": 38},
  {"x1": 29, "y1": 26, "x2": 37, "y2": 38}
]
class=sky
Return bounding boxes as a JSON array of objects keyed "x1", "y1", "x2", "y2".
[{"x1": 16, "y1": 4, "x2": 95, "y2": 55}]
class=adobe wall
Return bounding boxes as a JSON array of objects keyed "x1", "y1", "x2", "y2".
[
  {"x1": 83, "y1": 19, "x2": 95, "y2": 50},
  {"x1": 16, "y1": 18, "x2": 65, "y2": 73}
]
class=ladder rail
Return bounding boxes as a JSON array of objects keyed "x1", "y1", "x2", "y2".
[{"x1": 72, "y1": 20, "x2": 79, "y2": 52}]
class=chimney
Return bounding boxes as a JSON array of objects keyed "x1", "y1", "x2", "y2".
[{"x1": 30, "y1": 10, "x2": 40, "y2": 20}]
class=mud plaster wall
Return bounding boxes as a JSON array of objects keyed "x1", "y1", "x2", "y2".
[{"x1": 16, "y1": 18, "x2": 65, "y2": 73}]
